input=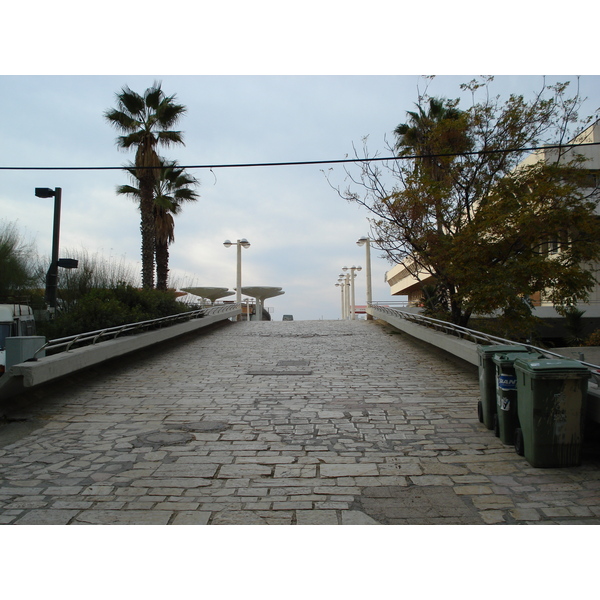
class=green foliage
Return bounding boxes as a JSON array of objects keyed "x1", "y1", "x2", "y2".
[
  {"x1": 564, "y1": 307, "x2": 587, "y2": 346},
  {"x1": 341, "y1": 77, "x2": 600, "y2": 328},
  {"x1": 39, "y1": 285, "x2": 189, "y2": 339},
  {"x1": 0, "y1": 223, "x2": 190, "y2": 339},
  {"x1": 584, "y1": 329, "x2": 600, "y2": 347},
  {"x1": 0, "y1": 220, "x2": 41, "y2": 299},
  {"x1": 56, "y1": 249, "x2": 140, "y2": 311},
  {"x1": 470, "y1": 305, "x2": 542, "y2": 343}
]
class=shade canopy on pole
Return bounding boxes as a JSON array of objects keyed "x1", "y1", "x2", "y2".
[
  {"x1": 240, "y1": 286, "x2": 285, "y2": 321},
  {"x1": 181, "y1": 287, "x2": 235, "y2": 302}
]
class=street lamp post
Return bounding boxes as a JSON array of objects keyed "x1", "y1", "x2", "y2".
[
  {"x1": 357, "y1": 236, "x2": 373, "y2": 320},
  {"x1": 35, "y1": 187, "x2": 79, "y2": 313},
  {"x1": 342, "y1": 265, "x2": 362, "y2": 320},
  {"x1": 341, "y1": 272, "x2": 350, "y2": 319},
  {"x1": 336, "y1": 277, "x2": 345, "y2": 319},
  {"x1": 35, "y1": 187, "x2": 62, "y2": 311},
  {"x1": 224, "y1": 238, "x2": 250, "y2": 319}
]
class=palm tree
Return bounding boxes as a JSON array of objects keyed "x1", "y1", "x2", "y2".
[
  {"x1": 394, "y1": 96, "x2": 469, "y2": 181},
  {"x1": 394, "y1": 97, "x2": 471, "y2": 320},
  {"x1": 117, "y1": 161, "x2": 199, "y2": 290},
  {"x1": 105, "y1": 82, "x2": 186, "y2": 288},
  {"x1": 394, "y1": 97, "x2": 470, "y2": 230},
  {"x1": 153, "y1": 163, "x2": 200, "y2": 290}
]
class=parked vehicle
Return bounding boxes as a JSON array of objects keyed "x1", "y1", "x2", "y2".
[{"x1": 0, "y1": 304, "x2": 37, "y2": 375}]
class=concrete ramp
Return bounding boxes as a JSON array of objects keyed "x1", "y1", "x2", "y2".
[{"x1": 0, "y1": 306, "x2": 240, "y2": 401}]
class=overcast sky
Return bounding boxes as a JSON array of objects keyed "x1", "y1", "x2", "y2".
[
  {"x1": 2, "y1": 75, "x2": 599, "y2": 320},
  {"x1": 2, "y1": 5, "x2": 599, "y2": 321}
]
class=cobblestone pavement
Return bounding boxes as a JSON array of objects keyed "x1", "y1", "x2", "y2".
[{"x1": 1, "y1": 319, "x2": 600, "y2": 525}]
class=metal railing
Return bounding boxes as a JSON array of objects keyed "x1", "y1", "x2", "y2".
[
  {"x1": 369, "y1": 302, "x2": 600, "y2": 371},
  {"x1": 33, "y1": 303, "x2": 241, "y2": 358}
]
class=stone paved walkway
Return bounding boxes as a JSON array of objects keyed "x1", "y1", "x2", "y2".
[{"x1": 1, "y1": 319, "x2": 600, "y2": 525}]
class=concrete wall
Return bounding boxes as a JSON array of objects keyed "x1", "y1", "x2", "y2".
[
  {"x1": 369, "y1": 306, "x2": 480, "y2": 366},
  {"x1": 369, "y1": 306, "x2": 600, "y2": 424},
  {"x1": 0, "y1": 307, "x2": 240, "y2": 401}
]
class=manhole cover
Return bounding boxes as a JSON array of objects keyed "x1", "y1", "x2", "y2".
[
  {"x1": 247, "y1": 370, "x2": 313, "y2": 376},
  {"x1": 138, "y1": 431, "x2": 195, "y2": 447},
  {"x1": 179, "y1": 421, "x2": 230, "y2": 433},
  {"x1": 277, "y1": 360, "x2": 310, "y2": 367}
]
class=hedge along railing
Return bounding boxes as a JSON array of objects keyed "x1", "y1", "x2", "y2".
[
  {"x1": 33, "y1": 303, "x2": 241, "y2": 358},
  {"x1": 369, "y1": 303, "x2": 600, "y2": 372}
]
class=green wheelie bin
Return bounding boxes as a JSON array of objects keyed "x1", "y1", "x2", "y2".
[
  {"x1": 513, "y1": 356, "x2": 590, "y2": 468},
  {"x1": 477, "y1": 345, "x2": 531, "y2": 430},
  {"x1": 492, "y1": 351, "x2": 544, "y2": 445}
]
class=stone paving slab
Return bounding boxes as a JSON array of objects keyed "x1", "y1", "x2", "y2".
[{"x1": 1, "y1": 319, "x2": 600, "y2": 525}]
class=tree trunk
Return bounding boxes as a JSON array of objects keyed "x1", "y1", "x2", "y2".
[
  {"x1": 155, "y1": 240, "x2": 169, "y2": 291},
  {"x1": 139, "y1": 176, "x2": 156, "y2": 289}
]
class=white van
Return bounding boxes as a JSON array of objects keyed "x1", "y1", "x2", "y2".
[{"x1": 0, "y1": 304, "x2": 37, "y2": 375}]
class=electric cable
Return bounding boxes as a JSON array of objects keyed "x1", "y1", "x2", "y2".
[{"x1": 0, "y1": 142, "x2": 599, "y2": 171}]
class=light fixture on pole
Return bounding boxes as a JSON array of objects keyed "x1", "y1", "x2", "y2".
[
  {"x1": 357, "y1": 236, "x2": 373, "y2": 320},
  {"x1": 335, "y1": 277, "x2": 345, "y2": 320},
  {"x1": 223, "y1": 238, "x2": 250, "y2": 319},
  {"x1": 35, "y1": 187, "x2": 78, "y2": 312},
  {"x1": 340, "y1": 271, "x2": 350, "y2": 319},
  {"x1": 342, "y1": 265, "x2": 362, "y2": 320}
]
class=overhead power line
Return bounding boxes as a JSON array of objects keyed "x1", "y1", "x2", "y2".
[{"x1": 1, "y1": 142, "x2": 599, "y2": 171}]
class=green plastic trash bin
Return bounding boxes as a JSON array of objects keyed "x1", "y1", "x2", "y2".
[
  {"x1": 513, "y1": 357, "x2": 590, "y2": 468},
  {"x1": 492, "y1": 352, "x2": 544, "y2": 445},
  {"x1": 477, "y1": 345, "x2": 531, "y2": 430}
]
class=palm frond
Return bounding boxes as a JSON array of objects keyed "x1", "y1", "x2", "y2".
[
  {"x1": 156, "y1": 130, "x2": 185, "y2": 146},
  {"x1": 116, "y1": 86, "x2": 145, "y2": 116},
  {"x1": 156, "y1": 99, "x2": 187, "y2": 128},
  {"x1": 144, "y1": 83, "x2": 163, "y2": 111},
  {"x1": 116, "y1": 184, "x2": 141, "y2": 198}
]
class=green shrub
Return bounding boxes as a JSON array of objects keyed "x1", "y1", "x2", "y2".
[
  {"x1": 38, "y1": 285, "x2": 189, "y2": 339},
  {"x1": 585, "y1": 330, "x2": 600, "y2": 347}
]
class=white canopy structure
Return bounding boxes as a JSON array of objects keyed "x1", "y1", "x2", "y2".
[
  {"x1": 240, "y1": 286, "x2": 285, "y2": 321},
  {"x1": 181, "y1": 287, "x2": 235, "y2": 304}
]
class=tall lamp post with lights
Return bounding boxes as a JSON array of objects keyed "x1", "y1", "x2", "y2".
[
  {"x1": 223, "y1": 238, "x2": 250, "y2": 318},
  {"x1": 342, "y1": 265, "x2": 361, "y2": 320},
  {"x1": 356, "y1": 236, "x2": 373, "y2": 320},
  {"x1": 335, "y1": 276, "x2": 346, "y2": 319},
  {"x1": 35, "y1": 187, "x2": 78, "y2": 312},
  {"x1": 341, "y1": 272, "x2": 350, "y2": 319}
]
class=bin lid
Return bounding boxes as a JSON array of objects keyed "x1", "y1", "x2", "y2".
[
  {"x1": 492, "y1": 351, "x2": 544, "y2": 367},
  {"x1": 514, "y1": 356, "x2": 591, "y2": 378},
  {"x1": 477, "y1": 344, "x2": 530, "y2": 357}
]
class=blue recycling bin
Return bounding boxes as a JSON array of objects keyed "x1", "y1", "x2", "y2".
[
  {"x1": 477, "y1": 344, "x2": 531, "y2": 430},
  {"x1": 492, "y1": 351, "x2": 543, "y2": 445}
]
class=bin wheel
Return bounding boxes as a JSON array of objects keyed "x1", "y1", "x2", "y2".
[
  {"x1": 477, "y1": 401, "x2": 483, "y2": 423},
  {"x1": 493, "y1": 414, "x2": 500, "y2": 437},
  {"x1": 514, "y1": 428, "x2": 525, "y2": 456}
]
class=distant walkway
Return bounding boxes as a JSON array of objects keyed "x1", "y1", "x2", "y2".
[{"x1": 1, "y1": 319, "x2": 600, "y2": 524}]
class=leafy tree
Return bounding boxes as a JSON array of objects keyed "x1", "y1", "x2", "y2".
[
  {"x1": 336, "y1": 77, "x2": 600, "y2": 331},
  {"x1": 105, "y1": 82, "x2": 186, "y2": 289},
  {"x1": 118, "y1": 161, "x2": 199, "y2": 290},
  {"x1": 0, "y1": 221, "x2": 40, "y2": 299}
]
